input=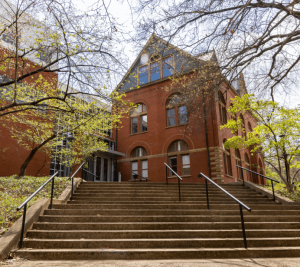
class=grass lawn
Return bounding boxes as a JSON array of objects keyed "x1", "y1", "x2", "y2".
[
  {"x1": 0, "y1": 176, "x2": 70, "y2": 237},
  {"x1": 264, "y1": 181, "x2": 300, "y2": 202}
]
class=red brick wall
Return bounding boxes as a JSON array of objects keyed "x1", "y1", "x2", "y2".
[{"x1": 116, "y1": 78, "x2": 265, "y2": 184}]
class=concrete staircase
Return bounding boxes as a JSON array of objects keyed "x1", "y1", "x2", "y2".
[{"x1": 15, "y1": 182, "x2": 300, "y2": 259}]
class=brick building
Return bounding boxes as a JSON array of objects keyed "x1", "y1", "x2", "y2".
[{"x1": 115, "y1": 34, "x2": 265, "y2": 184}]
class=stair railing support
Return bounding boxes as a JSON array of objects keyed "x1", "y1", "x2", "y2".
[
  {"x1": 50, "y1": 176, "x2": 55, "y2": 209},
  {"x1": 166, "y1": 165, "x2": 168, "y2": 185},
  {"x1": 239, "y1": 204, "x2": 247, "y2": 249},
  {"x1": 19, "y1": 203, "x2": 27, "y2": 249},
  {"x1": 178, "y1": 177, "x2": 181, "y2": 201},
  {"x1": 199, "y1": 174, "x2": 209, "y2": 210}
]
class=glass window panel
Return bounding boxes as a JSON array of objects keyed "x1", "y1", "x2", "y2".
[
  {"x1": 179, "y1": 106, "x2": 187, "y2": 124},
  {"x1": 138, "y1": 104, "x2": 143, "y2": 113},
  {"x1": 141, "y1": 115, "x2": 147, "y2": 132},
  {"x1": 132, "y1": 117, "x2": 138, "y2": 134},
  {"x1": 182, "y1": 155, "x2": 190, "y2": 165},
  {"x1": 142, "y1": 170, "x2": 148, "y2": 178},
  {"x1": 139, "y1": 65, "x2": 148, "y2": 85},
  {"x1": 163, "y1": 57, "x2": 173, "y2": 77},
  {"x1": 142, "y1": 160, "x2": 148, "y2": 169},
  {"x1": 132, "y1": 161, "x2": 138, "y2": 171},
  {"x1": 142, "y1": 104, "x2": 147, "y2": 112},
  {"x1": 168, "y1": 108, "x2": 175, "y2": 126},
  {"x1": 151, "y1": 62, "x2": 161, "y2": 81},
  {"x1": 182, "y1": 166, "x2": 190, "y2": 175}
]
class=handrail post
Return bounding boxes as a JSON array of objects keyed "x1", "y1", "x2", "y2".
[
  {"x1": 166, "y1": 166, "x2": 168, "y2": 185},
  {"x1": 271, "y1": 180, "x2": 275, "y2": 202},
  {"x1": 239, "y1": 204, "x2": 247, "y2": 249},
  {"x1": 19, "y1": 203, "x2": 27, "y2": 249},
  {"x1": 178, "y1": 177, "x2": 181, "y2": 201},
  {"x1": 71, "y1": 176, "x2": 74, "y2": 201},
  {"x1": 205, "y1": 178, "x2": 210, "y2": 210},
  {"x1": 242, "y1": 173, "x2": 245, "y2": 186},
  {"x1": 50, "y1": 175, "x2": 55, "y2": 209}
]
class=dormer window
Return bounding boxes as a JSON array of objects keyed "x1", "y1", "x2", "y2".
[{"x1": 138, "y1": 56, "x2": 173, "y2": 85}]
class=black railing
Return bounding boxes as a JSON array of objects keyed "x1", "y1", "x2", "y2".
[
  {"x1": 236, "y1": 165, "x2": 280, "y2": 202},
  {"x1": 131, "y1": 172, "x2": 150, "y2": 182},
  {"x1": 198, "y1": 172, "x2": 251, "y2": 249},
  {"x1": 164, "y1": 163, "x2": 183, "y2": 201},
  {"x1": 70, "y1": 162, "x2": 86, "y2": 200},
  {"x1": 16, "y1": 171, "x2": 59, "y2": 249}
]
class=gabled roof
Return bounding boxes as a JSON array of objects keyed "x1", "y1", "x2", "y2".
[{"x1": 115, "y1": 34, "x2": 212, "y2": 91}]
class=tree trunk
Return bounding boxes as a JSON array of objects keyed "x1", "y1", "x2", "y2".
[{"x1": 18, "y1": 134, "x2": 56, "y2": 178}]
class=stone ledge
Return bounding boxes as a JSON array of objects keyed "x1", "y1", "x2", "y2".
[
  {"x1": 0, "y1": 177, "x2": 82, "y2": 260},
  {"x1": 244, "y1": 181, "x2": 300, "y2": 206}
]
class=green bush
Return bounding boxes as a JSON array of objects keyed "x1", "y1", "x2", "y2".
[
  {"x1": 0, "y1": 176, "x2": 69, "y2": 236},
  {"x1": 264, "y1": 182, "x2": 300, "y2": 202}
]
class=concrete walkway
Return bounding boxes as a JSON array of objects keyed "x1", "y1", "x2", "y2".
[{"x1": 1, "y1": 258, "x2": 300, "y2": 267}]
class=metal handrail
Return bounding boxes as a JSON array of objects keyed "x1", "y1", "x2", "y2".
[
  {"x1": 164, "y1": 163, "x2": 182, "y2": 201},
  {"x1": 70, "y1": 162, "x2": 85, "y2": 200},
  {"x1": 198, "y1": 172, "x2": 251, "y2": 249},
  {"x1": 236, "y1": 165, "x2": 279, "y2": 202},
  {"x1": 16, "y1": 171, "x2": 58, "y2": 249},
  {"x1": 131, "y1": 172, "x2": 150, "y2": 182}
]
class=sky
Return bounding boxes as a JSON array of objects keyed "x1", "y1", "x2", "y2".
[{"x1": 76, "y1": 0, "x2": 300, "y2": 108}]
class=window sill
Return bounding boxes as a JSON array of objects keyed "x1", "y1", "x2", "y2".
[
  {"x1": 129, "y1": 131, "x2": 148, "y2": 136},
  {"x1": 167, "y1": 175, "x2": 191, "y2": 179},
  {"x1": 165, "y1": 123, "x2": 188, "y2": 129},
  {"x1": 225, "y1": 174, "x2": 236, "y2": 179}
]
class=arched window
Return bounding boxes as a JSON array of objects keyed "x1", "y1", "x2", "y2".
[
  {"x1": 223, "y1": 140, "x2": 232, "y2": 176},
  {"x1": 235, "y1": 149, "x2": 244, "y2": 181},
  {"x1": 218, "y1": 91, "x2": 227, "y2": 124},
  {"x1": 244, "y1": 153, "x2": 251, "y2": 181},
  {"x1": 130, "y1": 146, "x2": 148, "y2": 179},
  {"x1": 168, "y1": 140, "x2": 190, "y2": 176},
  {"x1": 166, "y1": 94, "x2": 187, "y2": 127},
  {"x1": 131, "y1": 103, "x2": 147, "y2": 134}
]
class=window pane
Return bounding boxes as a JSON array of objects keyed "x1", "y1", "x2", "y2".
[
  {"x1": 168, "y1": 108, "x2": 175, "y2": 126},
  {"x1": 138, "y1": 105, "x2": 143, "y2": 113},
  {"x1": 131, "y1": 162, "x2": 138, "y2": 171},
  {"x1": 142, "y1": 160, "x2": 148, "y2": 169},
  {"x1": 142, "y1": 170, "x2": 148, "y2": 178},
  {"x1": 139, "y1": 65, "x2": 148, "y2": 85},
  {"x1": 163, "y1": 57, "x2": 173, "y2": 77},
  {"x1": 151, "y1": 62, "x2": 161, "y2": 81},
  {"x1": 141, "y1": 115, "x2": 147, "y2": 132},
  {"x1": 179, "y1": 106, "x2": 187, "y2": 124},
  {"x1": 132, "y1": 117, "x2": 138, "y2": 134},
  {"x1": 182, "y1": 155, "x2": 190, "y2": 165},
  {"x1": 182, "y1": 166, "x2": 190, "y2": 175}
]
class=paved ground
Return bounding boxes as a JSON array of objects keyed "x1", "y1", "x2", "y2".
[{"x1": 1, "y1": 258, "x2": 300, "y2": 267}]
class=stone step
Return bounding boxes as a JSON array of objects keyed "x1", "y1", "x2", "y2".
[
  {"x1": 31, "y1": 222, "x2": 300, "y2": 230},
  {"x1": 26, "y1": 229, "x2": 300, "y2": 239},
  {"x1": 38, "y1": 215, "x2": 300, "y2": 223},
  {"x1": 21, "y1": 238, "x2": 300, "y2": 249},
  {"x1": 51, "y1": 204, "x2": 286, "y2": 210},
  {"x1": 14, "y1": 247, "x2": 300, "y2": 260},
  {"x1": 43, "y1": 208, "x2": 300, "y2": 216}
]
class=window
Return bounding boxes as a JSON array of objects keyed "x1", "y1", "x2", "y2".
[
  {"x1": 179, "y1": 106, "x2": 187, "y2": 124},
  {"x1": 168, "y1": 140, "x2": 190, "y2": 176},
  {"x1": 223, "y1": 140, "x2": 232, "y2": 176},
  {"x1": 131, "y1": 161, "x2": 138, "y2": 178},
  {"x1": 139, "y1": 65, "x2": 148, "y2": 85},
  {"x1": 182, "y1": 155, "x2": 190, "y2": 175},
  {"x1": 218, "y1": 91, "x2": 227, "y2": 124},
  {"x1": 166, "y1": 94, "x2": 187, "y2": 127},
  {"x1": 168, "y1": 140, "x2": 189, "y2": 153},
  {"x1": 131, "y1": 146, "x2": 148, "y2": 179},
  {"x1": 138, "y1": 56, "x2": 173, "y2": 85},
  {"x1": 131, "y1": 146, "x2": 147, "y2": 158},
  {"x1": 142, "y1": 160, "x2": 148, "y2": 178},
  {"x1": 131, "y1": 103, "x2": 147, "y2": 134},
  {"x1": 167, "y1": 108, "x2": 175, "y2": 126},
  {"x1": 235, "y1": 149, "x2": 243, "y2": 181},
  {"x1": 230, "y1": 104, "x2": 238, "y2": 135}
]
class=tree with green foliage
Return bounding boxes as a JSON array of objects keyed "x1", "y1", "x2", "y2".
[{"x1": 221, "y1": 94, "x2": 300, "y2": 191}]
